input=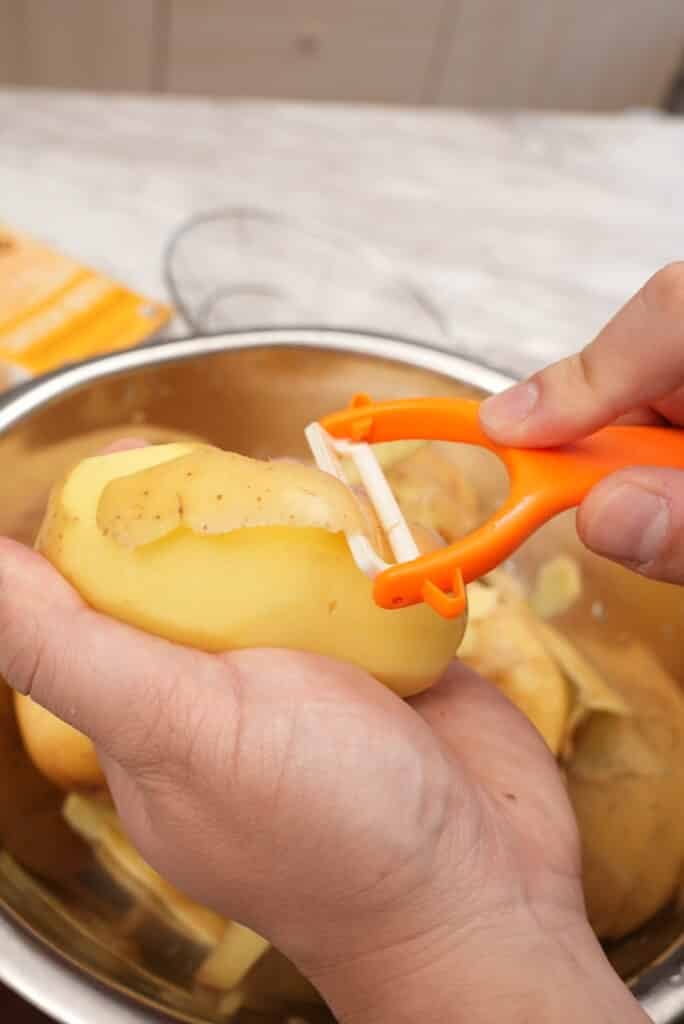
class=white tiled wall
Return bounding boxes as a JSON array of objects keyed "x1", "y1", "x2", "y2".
[{"x1": 0, "y1": 0, "x2": 682, "y2": 110}]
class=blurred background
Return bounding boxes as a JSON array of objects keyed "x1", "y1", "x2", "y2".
[{"x1": 1, "y1": 0, "x2": 683, "y2": 112}]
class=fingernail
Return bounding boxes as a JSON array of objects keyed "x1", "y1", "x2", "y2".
[
  {"x1": 480, "y1": 381, "x2": 539, "y2": 436},
  {"x1": 582, "y1": 483, "x2": 670, "y2": 565}
]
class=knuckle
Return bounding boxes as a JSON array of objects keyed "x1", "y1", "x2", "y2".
[
  {"x1": 642, "y1": 262, "x2": 684, "y2": 318},
  {"x1": 0, "y1": 611, "x2": 52, "y2": 700},
  {"x1": 651, "y1": 529, "x2": 684, "y2": 585},
  {"x1": 551, "y1": 347, "x2": 601, "y2": 402},
  {"x1": 575, "y1": 346, "x2": 600, "y2": 394}
]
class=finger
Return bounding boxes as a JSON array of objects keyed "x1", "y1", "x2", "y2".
[
  {"x1": 613, "y1": 408, "x2": 668, "y2": 428},
  {"x1": 577, "y1": 468, "x2": 684, "y2": 584},
  {"x1": 653, "y1": 381, "x2": 684, "y2": 426},
  {"x1": 480, "y1": 262, "x2": 684, "y2": 445},
  {"x1": 103, "y1": 437, "x2": 150, "y2": 454},
  {"x1": 0, "y1": 538, "x2": 232, "y2": 772}
]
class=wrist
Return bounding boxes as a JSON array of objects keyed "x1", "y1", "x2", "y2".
[{"x1": 303, "y1": 910, "x2": 650, "y2": 1024}]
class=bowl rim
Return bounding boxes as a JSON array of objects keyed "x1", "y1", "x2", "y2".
[
  {"x1": 0, "y1": 325, "x2": 514, "y2": 436},
  {"x1": 0, "y1": 326, "x2": 681, "y2": 1024}
]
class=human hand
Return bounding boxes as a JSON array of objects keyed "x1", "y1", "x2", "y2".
[
  {"x1": 0, "y1": 444, "x2": 647, "y2": 1022},
  {"x1": 480, "y1": 262, "x2": 684, "y2": 584}
]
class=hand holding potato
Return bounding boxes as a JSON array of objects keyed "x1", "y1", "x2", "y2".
[
  {"x1": 3, "y1": 354, "x2": 671, "y2": 1024},
  {"x1": 0, "y1": 526, "x2": 647, "y2": 1022}
]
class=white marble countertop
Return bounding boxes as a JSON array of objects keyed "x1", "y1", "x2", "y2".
[{"x1": 1, "y1": 89, "x2": 683, "y2": 375}]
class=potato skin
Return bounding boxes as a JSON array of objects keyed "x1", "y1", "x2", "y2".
[{"x1": 37, "y1": 444, "x2": 465, "y2": 699}]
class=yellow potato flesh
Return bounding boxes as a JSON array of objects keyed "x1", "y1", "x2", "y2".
[
  {"x1": 195, "y1": 921, "x2": 271, "y2": 990},
  {"x1": 458, "y1": 578, "x2": 571, "y2": 755},
  {"x1": 63, "y1": 793, "x2": 226, "y2": 945},
  {"x1": 456, "y1": 554, "x2": 684, "y2": 941},
  {"x1": 0, "y1": 680, "x2": 90, "y2": 884},
  {"x1": 14, "y1": 694, "x2": 104, "y2": 790},
  {"x1": 562, "y1": 639, "x2": 684, "y2": 940},
  {"x1": 38, "y1": 444, "x2": 464, "y2": 697}
]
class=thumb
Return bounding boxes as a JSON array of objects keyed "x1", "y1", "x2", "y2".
[
  {"x1": 577, "y1": 468, "x2": 684, "y2": 584},
  {"x1": 0, "y1": 538, "x2": 233, "y2": 773},
  {"x1": 479, "y1": 262, "x2": 684, "y2": 446}
]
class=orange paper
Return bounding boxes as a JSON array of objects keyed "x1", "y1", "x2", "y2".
[{"x1": 0, "y1": 226, "x2": 172, "y2": 375}]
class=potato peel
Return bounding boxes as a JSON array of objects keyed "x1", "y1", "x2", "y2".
[
  {"x1": 530, "y1": 554, "x2": 583, "y2": 619},
  {"x1": 531, "y1": 621, "x2": 630, "y2": 759},
  {"x1": 63, "y1": 793, "x2": 227, "y2": 946},
  {"x1": 459, "y1": 584, "x2": 570, "y2": 755},
  {"x1": 97, "y1": 445, "x2": 372, "y2": 549}
]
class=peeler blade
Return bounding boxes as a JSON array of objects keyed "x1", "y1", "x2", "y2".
[{"x1": 304, "y1": 421, "x2": 419, "y2": 577}]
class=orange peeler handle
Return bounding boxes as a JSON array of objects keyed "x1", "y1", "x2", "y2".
[{"x1": 321, "y1": 396, "x2": 684, "y2": 619}]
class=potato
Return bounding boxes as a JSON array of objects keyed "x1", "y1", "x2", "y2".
[
  {"x1": 459, "y1": 577, "x2": 571, "y2": 755},
  {"x1": 561, "y1": 639, "x2": 684, "y2": 940},
  {"x1": 0, "y1": 680, "x2": 90, "y2": 883},
  {"x1": 195, "y1": 921, "x2": 271, "y2": 991},
  {"x1": 531, "y1": 622, "x2": 628, "y2": 756},
  {"x1": 235, "y1": 948, "x2": 322, "y2": 1012},
  {"x1": 530, "y1": 554, "x2": 583, "y2": 620},
  {"x1": 37, "y1": 443, "x2": 465, "y2": 698},
  {"x1": 63, "y1": 792, "x2": 227, "y2": 946},
  {"x1": 458, "y1": 561, "x2": 684, "y2": 940},
  {"x1": 340, "y1": 439, "x2": 426, "y2": 486},
  {"x1": 454, "y1": 557, "x2": 684, "y2": 941},
  {"x1": 386, "y1": 444, "x2": 481, "y2": 542},
  {"x1": 14, "y1": 693, "x2": 104, "y2": 790}
]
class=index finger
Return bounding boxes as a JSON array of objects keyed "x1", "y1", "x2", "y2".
[{"x1": 479, "y1": 262, "x2": 684, "y2": 446}]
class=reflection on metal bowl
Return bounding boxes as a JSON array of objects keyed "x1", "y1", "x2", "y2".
[{"x1": 0, "y1": 329, "x2": 681, "y2": 1024}]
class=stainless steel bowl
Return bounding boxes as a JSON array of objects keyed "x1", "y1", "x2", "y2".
[{"x1": 0, "y1": 328, "x2": 681, "y2": 1024}]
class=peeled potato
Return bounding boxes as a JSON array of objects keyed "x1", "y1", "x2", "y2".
[
  {"x1": 63, "y1": 792, "x2": 227, "y2": 946},
  {"x1": 37, "y1": 443, "x2": 465, "y2": 699},
  {"x1": 454, "y1": 556, "x2": 684, "y2": 942},
  {"x1": 561, "y1": 639, "x2": 684, "y2": 940},
  {"x1": 0, "y1": 680, "x2": 90, "y2": 883},
  {"x1": 14, "y1": 694, "x2": 105, "y2": 790},
  {"x1": 459, "y1": 576, "x2": 571, "y2": 755},
  {"x1": 234, "y1": 948, "x2": 322, "y2": 1012},
  {"x1": 195, "y1": 921, "x2": 271, "y2": 990}
]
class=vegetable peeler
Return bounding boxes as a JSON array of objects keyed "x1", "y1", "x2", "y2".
[{"x1": 305, "y1": 395, "x2": 684, "y2": 620}]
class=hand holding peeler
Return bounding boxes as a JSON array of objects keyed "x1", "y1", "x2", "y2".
[{"x1": 305, "y1": 395, "x2": 684, "y2": 620}]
